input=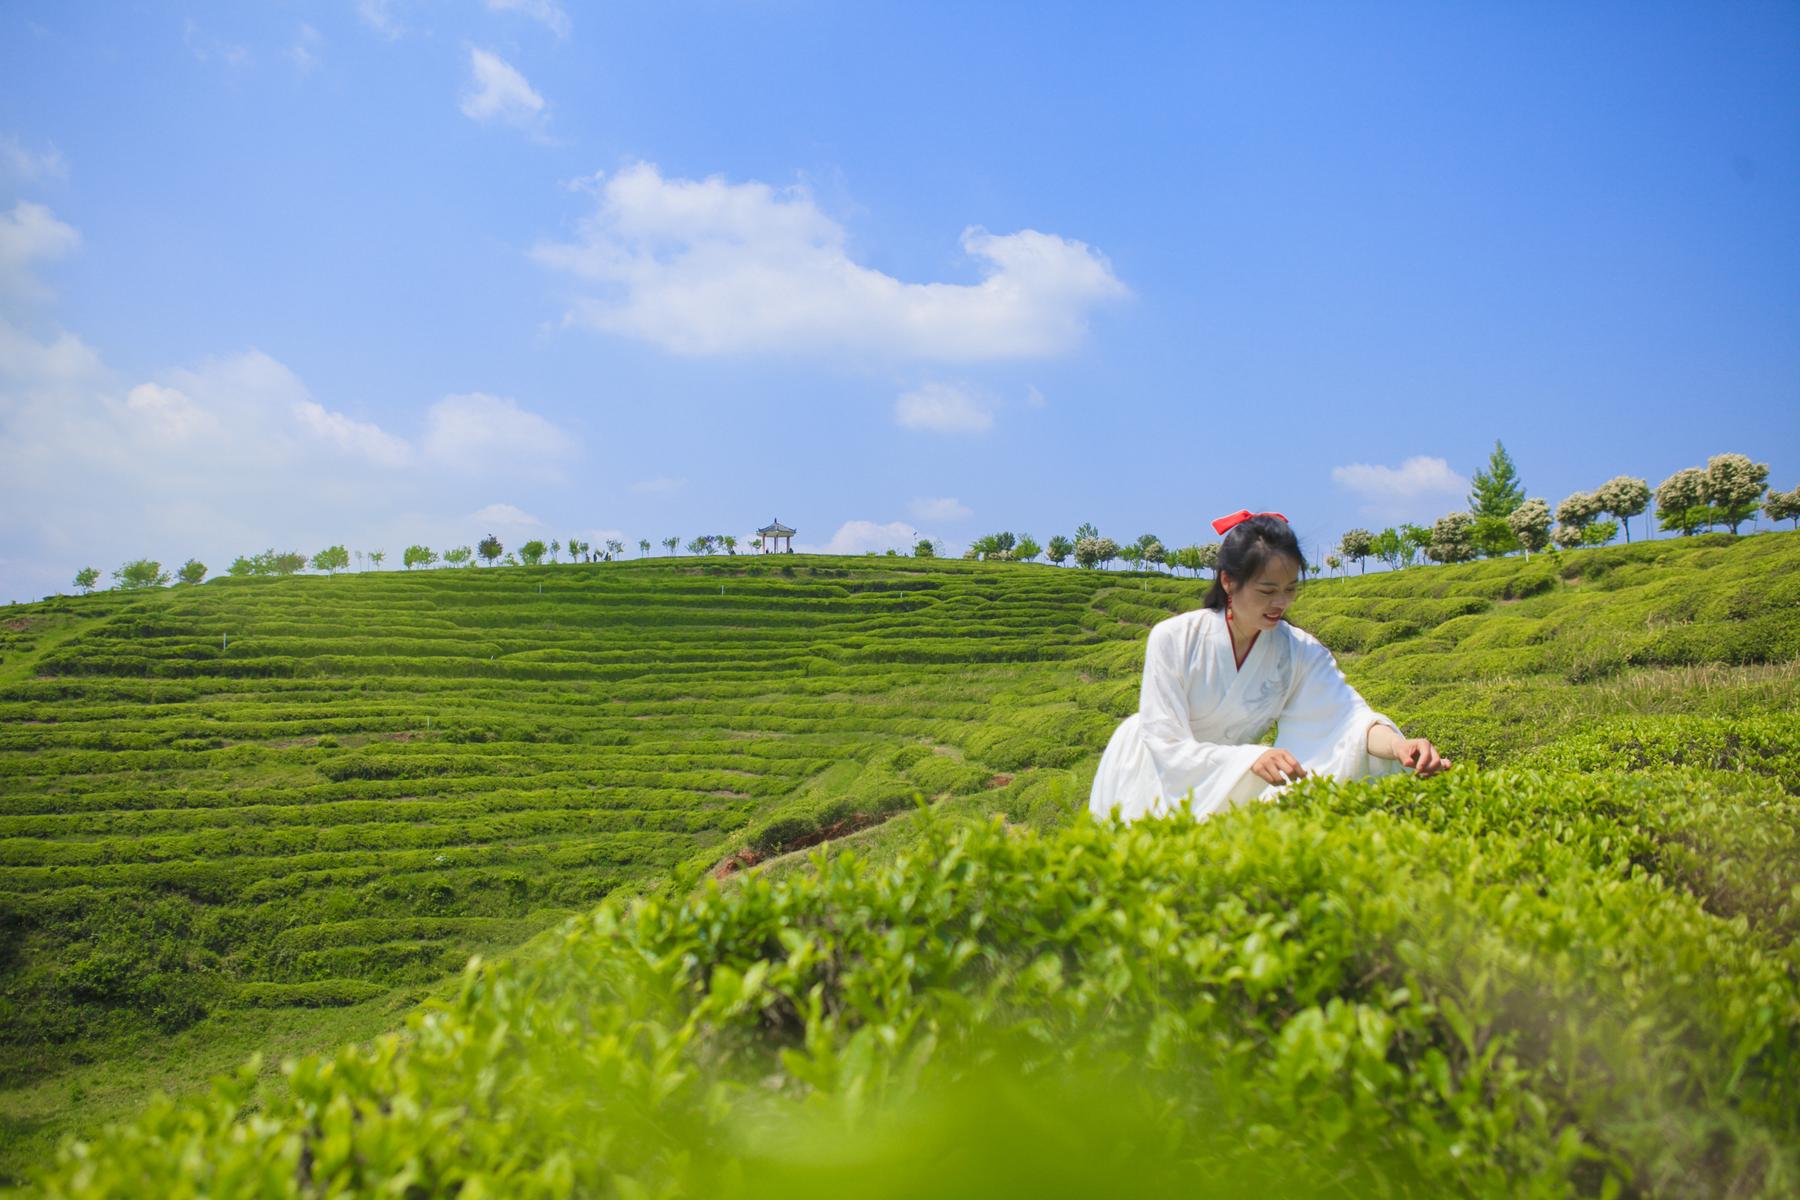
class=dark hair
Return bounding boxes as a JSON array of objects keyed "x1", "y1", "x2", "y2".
[{"x1": 1203, "y1": 515, "x2": 1305, "y2": 610}]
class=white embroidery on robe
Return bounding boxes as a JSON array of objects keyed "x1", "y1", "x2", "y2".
[{"x1": 1243, "y1": 638, "x2": 1290, "y2": 725}]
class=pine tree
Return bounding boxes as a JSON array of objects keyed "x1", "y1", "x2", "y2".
[{"x1": 1467, "y1": 440, "x2": 1525, "y2": 519}]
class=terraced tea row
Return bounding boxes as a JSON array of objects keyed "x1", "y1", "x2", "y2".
[{"x1": 0, "y1": 559, "x2": 1139, "y2": 1103}]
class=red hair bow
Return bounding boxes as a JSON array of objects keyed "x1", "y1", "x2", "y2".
[{"x1": 1210, "y1": 509, "x2": 1288, "y2": 535}]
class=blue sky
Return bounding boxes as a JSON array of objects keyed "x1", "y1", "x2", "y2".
[{"x1": 2, "y1": 1, "x2": 1796, "y2": 600}]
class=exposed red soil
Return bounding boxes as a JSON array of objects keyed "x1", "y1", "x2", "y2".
[{"x1": 709, "y1": 810, "x2": 891, "y2": 880}]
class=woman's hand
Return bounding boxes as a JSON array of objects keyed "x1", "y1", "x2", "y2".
[
  {"x1": 1395, "y1": 737, "x2": 1451, "y2": 777},
  {"x1": 1250, "y1": 748, "x2": 1308, "y2": 786}
]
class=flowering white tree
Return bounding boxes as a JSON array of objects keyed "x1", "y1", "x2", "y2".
[
  {"x1": 1765, "y1": 484, "x2": 1800, "y2": 530},
  {"x1": 1505, "y1": 498, "x2": 1552, "y2": 559},
  {"x1": 1555, "y1": 490, "x2": 1603, "y2": 531},
  {"x1": 1655, "y1": 468, "x2": 1708, "y2": 536},
  {"x1": 1426, "y1": 512, "x2": 1477, "y2": 563},
  {"x1": 1701, "y1": 453, "x2": 1769, "y2": 535},
  {"x1": 1337, "y1": 528, "x2": 1373, "y2": 574},
  {"x1": 1594, "y1": 476, "x2": 1650, "y2": 542}
]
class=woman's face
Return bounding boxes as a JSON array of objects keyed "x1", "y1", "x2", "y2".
[{"x1": 1225, "y1": 553, "x2": 1301, "y2": 630}]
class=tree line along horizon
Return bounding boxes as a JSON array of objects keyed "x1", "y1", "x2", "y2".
[{"x1": 59, "y1": 445, "x2": 1797, "y2": 597}]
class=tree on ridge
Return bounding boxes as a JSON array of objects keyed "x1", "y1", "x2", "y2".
[
  {"x1": 1506, "y1": 499, "x2": 1552, "y2": 559},
  {"x1": 113, "y1": 559, "x2": 171, "y2": 589},
  {"x1": 1655, "y1": 469, "x2": 1708, "y2": 536},
  {"x1": 1765, "y1": 484, "x2": 1800, "y2": 530},
  {"x1": 1468, "y1": 439, "x2": 1525, "y2": 518},
  {"x1": 1594, "y1": 476, "x2": 1650, "y2": 542},
  {"x1": 1702, "y1": 453, "x2": 1770, "y2": 535},
  {"x1": 1338, "y1": 528, "x2": 1373, "y2": 574}
]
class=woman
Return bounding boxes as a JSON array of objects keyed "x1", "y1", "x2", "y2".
[{"x1": 1088, "y1": 510, "x2": 1449, "y2": 825}]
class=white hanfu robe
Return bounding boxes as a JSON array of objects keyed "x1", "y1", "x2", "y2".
[{"x1": 1088, "y1": 606, "x2": 1404, "y2": 825}]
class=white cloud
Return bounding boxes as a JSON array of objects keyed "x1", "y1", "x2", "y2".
[
  {"x1": 630, "y1": 475, "x2": 686, "y2": 495},
  {"x1": 1024, "y1": 384, "x2": 1046, "y2": 409},
  {"x1": 357, "y1": 0, "x2": 406, "y2": 39},
  {"x1": 895, "y1": 381, "x2": 994, "y2": 434},
  {"x1": 0, "y1": 319, "x2": 582, "y2": 600},
  {"x1": 531, "y1": 162, "x2": 1128, "y2": 361},
  {"x1": 1330, "y1": 455, "x2": 1470, "y2": 520},
  {"x1": 797, "y1": 520, "x2": 922, "y2": 556},
  {"x1": 910, "y1": 496, "x2": 971, "y2": 521},
  {"x1": 1, "y1": 134, "x2": 68, "y2": 183},
  {"x1": 469, "y1": 502, "x2": 542, "y2": 528},
  {"x1": 294, "y1": 398, "x2": 412, "y2": 466},
  {"x1": 288, "y1": 24, "x2": 324, "y2": 73},
  {"x1": 125, "y1": 382, "x2": 221, "y2": 443},
  {"x1": 484, "y1": 0, "x2": 570, "y2": 38},
  {"x1": 0, "y1": 320, "x2": 104, "y2": 385},
  {"x1": 1, "y1": 200, "x2": 80, "y2": 305},
  {"x1": 460, "y1": 48, "x2": 549, "y2": 138},
  {"x1": 421, "y1": 392, "x2": 574, "y2": 474}
]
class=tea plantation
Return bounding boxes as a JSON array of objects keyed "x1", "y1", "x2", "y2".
[{"x1": 6, "y1": 532, "x2": 1798, "y2": 1195}]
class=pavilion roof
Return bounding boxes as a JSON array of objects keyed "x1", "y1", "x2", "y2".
[{"x1": 757, "y1": 520, "x2": 796, "y2": 535}]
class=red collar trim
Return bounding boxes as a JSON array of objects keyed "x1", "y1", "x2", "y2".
[{"x1": 1227, "y1": 615, "x2": 1260, "y2": 672}]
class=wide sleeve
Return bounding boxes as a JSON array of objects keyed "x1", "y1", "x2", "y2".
[
  {"x1": 1137, "y1": 618, "x2": 1273, "y2": 817},
  {"x1": 1272, "y1": 633, "x2": 1406, "y2": 784}
]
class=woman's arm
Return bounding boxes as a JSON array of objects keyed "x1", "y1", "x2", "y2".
[
  {"x1": 1366, "y1": 720, "x2": 1451, "y2": 776},
  {"x1": 1365, "y1": 721, "x2": 1405, "y2": 759}
]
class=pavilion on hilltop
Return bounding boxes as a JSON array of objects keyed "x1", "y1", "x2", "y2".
[{"x1": 756, "y1": 519, "x2": 795, "y2": 553}]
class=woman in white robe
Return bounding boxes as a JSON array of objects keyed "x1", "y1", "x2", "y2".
[{"x1": 1089, "y1": 510, "x2": 1449, "y2": 825}]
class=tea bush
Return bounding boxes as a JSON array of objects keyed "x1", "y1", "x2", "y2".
[
  {"x1": 26, "y1": 775, "x2": 1800, "y2": 1197},
  {"x1": 5, "y1": 533, "x2": 1798, "y2": 1190}
]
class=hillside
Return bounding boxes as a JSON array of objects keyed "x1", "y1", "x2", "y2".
[
  {"x1": 0, "y1": 553, "x2": 1142, "y2": 1175},
  {"x1": 5, "y1": 532, "x2": 1799, "y2": 1192}
]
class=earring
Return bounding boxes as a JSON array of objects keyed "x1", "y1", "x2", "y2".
[{"x1": 1225, "y1": 594, "x2": 1233, "y2": 621}]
